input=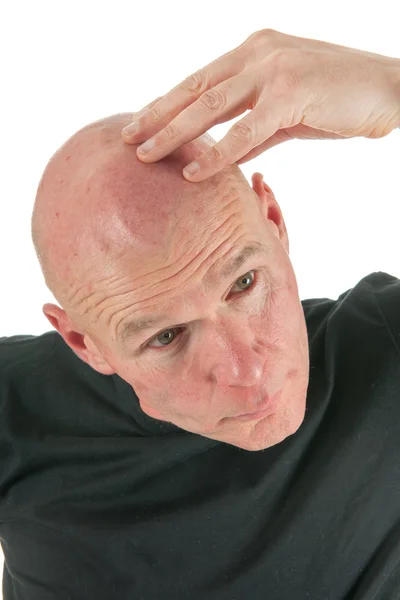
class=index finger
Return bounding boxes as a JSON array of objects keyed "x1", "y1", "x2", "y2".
[
  {"x1": 121, "y1": 48, "x2": 249, "y2": 145},
  {"x1": 121, "y1": 68, "x2": 211, "y2": 145}
]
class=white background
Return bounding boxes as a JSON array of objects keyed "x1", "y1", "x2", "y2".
[{"x1": 0, "y1": 0, "x2": 399, "y2": 592}]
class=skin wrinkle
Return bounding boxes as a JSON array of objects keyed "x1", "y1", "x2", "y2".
[
  {"x1": 117, "y1": 242, "x2": 266, "y2": 345},
  {"x1": 83, "y1": 207, "x2": 246, "y2": 341},
  {"x1": 111, "y1": 210, "x2": 250, "y2": 344},
  {"x1": 32, "y1": 111, "x2": 310, "y2": 452},
  {"x1": 112, "y1": 224, "x2": 251, "y2": 344}
]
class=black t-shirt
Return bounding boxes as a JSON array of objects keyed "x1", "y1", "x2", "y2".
[{"x1": 0, "y1": 271, "x2": 399, "y2": 600}]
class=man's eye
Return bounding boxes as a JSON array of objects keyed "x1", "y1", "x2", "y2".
[
  {"x1": 231, "y1": 270, "x2": 255, "y2": 292},
  {"x1": 148, "y1": 328, "x2": 183, "y2": 349},
  {"x1": 146, "y1": 270, "x2": 257, "y2": 350}
]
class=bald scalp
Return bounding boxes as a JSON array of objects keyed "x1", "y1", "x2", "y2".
[{"x1": 31, "y1": 112, "x2": 249, "y2": 325}]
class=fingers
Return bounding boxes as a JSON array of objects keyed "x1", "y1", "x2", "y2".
[
  {"x1": 181, "y1": 104, "x2": 286, "y2": 181},
  {"x1": 132, "y1": 97, "x2": 164, "y2": 120},
  {"x1": 126, "y1": 73, "x2": 255, "y2": 164},
  {"x1": 121, "y1": 97, "x2": 164, "y2": 139},
  {"x1": 122, "y1": 64, "x2": 222, "y2": 144},
  {"x1": 121, "y1": 48, "x2": 252, "y2": 147}
]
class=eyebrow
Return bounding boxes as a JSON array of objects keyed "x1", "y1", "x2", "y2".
[{"x1": 118, "y1": 242, "x2": 265, "y2": 346}]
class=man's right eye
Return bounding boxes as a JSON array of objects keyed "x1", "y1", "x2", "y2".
[{"x1": 147, "y1": 327, "x2": 184, "y2": 349}]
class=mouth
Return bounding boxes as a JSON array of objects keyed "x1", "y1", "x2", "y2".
[{"x1": 234, "y1": 390, "x2": 281, "y2": 420}]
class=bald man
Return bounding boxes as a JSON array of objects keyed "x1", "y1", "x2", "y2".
[
  {"x1": 31, "y1": 112, "x2": 309, "y2": 452},
  {"x1": 1, "y1": 109, "x2": 399, "y2": 599}
]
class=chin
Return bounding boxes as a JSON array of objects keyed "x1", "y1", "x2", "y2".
[{"x1": 228, "y1": 392, "x2": 307, "y2": 452}]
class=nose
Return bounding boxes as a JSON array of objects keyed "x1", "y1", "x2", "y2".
[{"x1": 208, "y1": 320, "x2": 265, "y2": 389}]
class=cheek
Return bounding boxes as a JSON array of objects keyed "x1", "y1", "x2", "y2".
[
  {"x1": 121, "y1": 365, "x2": 189, "y2": 414},
  {"x1": 249, "y1": 284, "x2": 285, "y2": 341}
]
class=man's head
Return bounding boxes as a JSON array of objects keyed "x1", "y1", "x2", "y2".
[{"x1": 32, "y1": 112, "x2": 309, "y2": 452}]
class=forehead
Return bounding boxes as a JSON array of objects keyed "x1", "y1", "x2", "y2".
[
  {"x1": 93, "y1": 169, "x2": 259, "y2": 280},
  {"x1": 97, "y1": 148, "x2": 252, "y2": 236}
]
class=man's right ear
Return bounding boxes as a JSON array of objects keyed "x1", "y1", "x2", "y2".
[{"x1": 42, "y1": 303, "x2": 115, "y2": 375}]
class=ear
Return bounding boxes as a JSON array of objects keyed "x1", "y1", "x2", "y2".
[
  {"x1": 42, "y1": 303, "x2": 115, "y2": 375},
  {"x1": 250, "y1": 172, "x2": 289, "y2": 255}
]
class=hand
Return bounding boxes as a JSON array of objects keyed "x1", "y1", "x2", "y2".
[{"x1": 121, "y1": 28, "x2": 400, "y2": 182}]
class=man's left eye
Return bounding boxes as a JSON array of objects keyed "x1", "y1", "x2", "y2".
[{"x1": 232, "y1": 270, "x2": 255, "y2": 292}]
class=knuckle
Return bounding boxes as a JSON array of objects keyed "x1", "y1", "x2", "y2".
[
  {"x1": 208, "y1": 144, "x2": 226, "y2": 162},
  {"x1": 269, "y1": 47, "x2": 291, "y2": 69},
  {"x1": 244, "y1": 29, "x2": 280, "y2": 66},
  {"x1": 199, "y1": 88, "x2": 226, "y2": 112},
  {"x1": 146, "y1": 104, "x2": 163, "y2": 124},
  {"x1": 162, "y1": 121, "x2": 181, "y2": 141},
  {"x1": 182, "y1": 68, "x2": 208, "y2": 96},
  {"x1": 249, "y1": 28, "x2": 276, "y2": 45},
  {"x1": 231, "y1": 121, "x2": 254, "y2": 144}
]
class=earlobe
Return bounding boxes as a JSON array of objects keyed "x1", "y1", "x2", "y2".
[
  {"x1": 86, "y1": 352, "x2": 116, "y2": 375},
  {"x1": 83, "y1": 335, "x2": 116, "y2": 375}
]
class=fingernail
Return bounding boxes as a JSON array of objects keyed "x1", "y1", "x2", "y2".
[
  {"x1": 138, "y1": 138, "x2": 155, "y2": 154},
  {"x1": 122, "y1": 122, "x2": 140, "y2": 138},
  {"x1": 183, "y1": 162, "x2": 200, "y2": 177}
]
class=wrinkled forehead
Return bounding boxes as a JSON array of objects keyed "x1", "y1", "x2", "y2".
[{"x1": 91, "y1": 142, "x2": 252, "y2": 258}]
